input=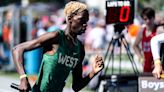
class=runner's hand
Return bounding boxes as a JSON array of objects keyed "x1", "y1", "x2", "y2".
[
  {"x1": 152, "y1": 63, "x2": 163, "y2": 79},
  {"x1": 19, "y1": 77, "x2": 31, "y2": 92},
  {"x1": 92, "y1": 55, "x2": 104, "y2": 74}
]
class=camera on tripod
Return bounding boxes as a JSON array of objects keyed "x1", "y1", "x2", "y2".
[
  {"x1": 113, "y1": 24, "x2": 125, "y2": 34},
  {"x1": 103, "y1": 0, "x2": 137, "y2": 75}
]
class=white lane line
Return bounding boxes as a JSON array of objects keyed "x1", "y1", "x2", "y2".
[{"x1": 0, "y1": 89, "x2": 13, "y2": 92}]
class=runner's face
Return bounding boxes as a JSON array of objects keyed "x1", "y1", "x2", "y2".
[
  {"x1": 143, "y1": 16, "x2": 154, "y2": 26},
  {"x1": 70, "y1": 10, "x2": 89, "y2": 35}
]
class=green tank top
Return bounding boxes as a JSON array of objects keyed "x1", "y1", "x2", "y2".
[{"x1": 32, "y1": 30, "x2": 82, "y2": 92}]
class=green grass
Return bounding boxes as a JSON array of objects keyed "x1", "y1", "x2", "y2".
[
  {"x1": 0, "y1": 71, "x2": 19, "y2": 78},
  {"x1": 104, "y1": 67, "x2": 138, "y2": 75},
  {"x1": 104, "y1": 53, "x2": 133, "y2": 61}
]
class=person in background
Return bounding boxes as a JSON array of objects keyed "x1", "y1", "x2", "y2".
[
  {"x1": 133, "y1": 7, "x2": 163, "y2": 73},
  {"x1": 86, "y1": 18, "x2": 106, "y2": 51},
  {"x1": 47, "y1": 19, "x2": 60, "y2": 32},
  {"x1": 12, "y1": 1, "x2": 104, "y2": 92},
  {"x1": 151, "y1": 33, "x2": 164, "y2": 78}
]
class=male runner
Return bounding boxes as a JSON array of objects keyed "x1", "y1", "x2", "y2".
[{"x1": 12, "y1": 1, "x2": 104, "y2": 92}]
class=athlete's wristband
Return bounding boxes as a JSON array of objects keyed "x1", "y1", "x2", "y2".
[
  {"x1": 20, "y1": 74, "x2": 27, "y2": 79},
  {"x1": 160, "y1": 74, "x2": 164, "y2": 79},
  {"x1": 154, "y1": 59, "x2": 161, "y2": 65}
]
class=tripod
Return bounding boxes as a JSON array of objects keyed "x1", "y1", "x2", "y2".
[
  {"x1": 99, "y1": 24, "x2": 139, "y2": 92},
  {"x1": 103, "y1": 24, "x2": 139, "y2": 75},
  {"x1": 103, "y1": 32, "x2": 139, "y2": 75}
]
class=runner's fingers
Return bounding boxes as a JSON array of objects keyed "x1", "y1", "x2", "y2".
[
  {"x1": 96, "y1": 57, "x2": 102, "y2": 62},
  {"x1": 153, "y1": 72, "x2": 161, "y2": 79},
  {"x1": 153, "y1": 73, "x2": 158, "y2": 78},
  {"x1": 152, "y1": 71, "x2": 158, "y2": 78},
  {"x1": 18, "y1": 86, "x2": 23, "y2": 90},
  {"x1": 99, "y1": 63, "x2": 104, "y2": 67},
  {"x1": 19, "y1": 86, "x2": 28, "y2": 92},
  {"x1": 157, "y1": 73, "x2": 161, "y2": 78},
  {"x1": 96, "y1": 60, "x2": 104, "y2": 67},
  {"x1": 97, "y1": 60, "x2": 103, "y2": 64}
]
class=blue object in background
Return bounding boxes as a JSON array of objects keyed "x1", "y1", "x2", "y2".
[{"x1": 24, "y1": 48, "x2": 43, "y2": 75}]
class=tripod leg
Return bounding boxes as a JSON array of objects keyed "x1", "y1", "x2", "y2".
[
  {"x1": 103, "y1": 37, "x2": 116, "y2": 75},
  {"x1": 118, "y1": 38, "x2": 122, "y2": 74},
  {"x1": 121, "y1": 36, "x2": 139, "y2": 74},
  {"x1": 111, "y1": 45, "x2": 115, "y2": 74},
  {"x1": 104, "y1": 38, "x2": 113, "y2": 62}
]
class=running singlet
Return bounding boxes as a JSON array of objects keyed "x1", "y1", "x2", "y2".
[
  {"x1": 32, "y1": 30, "x2": 82, "y2": 92},
  {"x1": 142, "y1": 27, "x2": 156, "y2": 72}
]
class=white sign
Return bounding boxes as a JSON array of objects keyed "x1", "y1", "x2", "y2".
[{"x1": 139, "y1": 76, "x2": 164, "y2": 92}]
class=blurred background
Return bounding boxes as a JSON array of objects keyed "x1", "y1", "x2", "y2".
[{"x1": 0, "y1": 0, "x2": 163, "y2": 92}]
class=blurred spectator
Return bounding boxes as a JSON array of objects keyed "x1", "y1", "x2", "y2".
[
  {"x1": 105, "y1": 24, "x2": 115, "y2": 44},
  {"x1": 88, "y1": 8, "x2": 99, "y2": 28},
  {"x1": 82, "y1": 58, "x2": 90, "y2": 77},
  {"x1": 36, "y1": 16, "x2": 48, "y2": 37},
  {"x1": 2, "y1": 11, "x2": 12, "y2": 47},
  {"x1": 0, "y1": 10, "x2": 13, "y2": 70},
  {"x1": 47, "y1": 19, "x2": 60, "y2": 32},
  {"x1": 85, "y1": 18, "x2": 106, "y2": 51},
  {"x1": 31, "y1": 18, "x2": 39, "y2": 39},
  {"x1": 20, "y1": 16, "x2": 27, "y2": 43},
  {"x1": 127, "y1": 24, "x2": 140, "y2": 44},
  {"x1": 126, "y1": 22, "x2": 141, "y2": 54},
  {"x1": 0, "y1": 27, "x2": 6, "y2": 68},
  {"x1": 60, "y1": 19, "x2": 67, "y2": 30}
]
